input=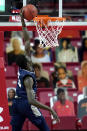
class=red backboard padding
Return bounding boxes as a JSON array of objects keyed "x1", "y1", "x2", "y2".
[
  {"x1": 59, "y1": 30, "x2": 81, "y2": 38},
  {"x1": 0, "y1": 25, "x2": 87, "y2": 31},
  {"x1": 0, "y1": 57, "x2": 11, "y2": 130}
]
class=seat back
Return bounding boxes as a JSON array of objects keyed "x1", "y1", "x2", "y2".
[
  {"x1": 81, "y1": 116, "x2": 87, "y2": 129},
  {"x1": 52, "y1": 116, "x2": 76, "y2": 130},
  {"x1": 5, "y1": 66, "x2": 17, "y2": 78},
  {"x1": 27, "y1": 116, "x2": 52, "y2": 131},
  {"x1": 37, "y1": 88, "x2": 54, "y2": 105}
]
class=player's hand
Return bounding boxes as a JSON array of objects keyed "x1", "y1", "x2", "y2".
[
  {"x1": 20, "y1": 8, "x2": 24, "y2": 18},
  {"x1": 50, "y1": 109, "x2": 60, "y2": 123}
]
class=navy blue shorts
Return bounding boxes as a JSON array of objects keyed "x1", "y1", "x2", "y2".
[{"x1": 11, "y1": 98, "x2": 50, "y2": 131}]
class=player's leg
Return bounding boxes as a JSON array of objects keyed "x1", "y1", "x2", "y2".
[
  {"x1": 24, "y1": 102, "x2": 50, "y2": 131},
  {"x1": 34, "y1": 116, "x2": 50, "y2": 131},
  {"x1": 11, "y1": 114, "x2": 25, "y2": 131},
  {"x1": 10, "y1": 99, "x2": 26, "y2": 131}
]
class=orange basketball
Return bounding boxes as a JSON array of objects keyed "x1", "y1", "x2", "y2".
[{"x1": 23, "y1": 4, "x2": 38, "y2": 21}]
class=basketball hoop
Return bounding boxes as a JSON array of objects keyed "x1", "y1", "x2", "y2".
[{"x1": 33, "y1": 15, "x2": 66, "y2": 47}]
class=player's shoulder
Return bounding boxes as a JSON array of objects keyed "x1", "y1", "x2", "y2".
[
  {"x1": 19, "y1": 68, "x2": 34, "y2": 74},
  {"x1": 19, "y1": 68, "x2": 35, "y2": 80},
  {"x1": 19, "y1": 68, "x2": 27, "y2": 75}
]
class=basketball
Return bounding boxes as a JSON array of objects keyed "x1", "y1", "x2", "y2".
[{"x1": 23, "y1": 4, "x2": 38, "y2": 21}]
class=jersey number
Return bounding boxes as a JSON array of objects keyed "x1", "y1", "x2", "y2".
[{"x1": 18, "y1": 71, "x2": 21, "y2": 88}]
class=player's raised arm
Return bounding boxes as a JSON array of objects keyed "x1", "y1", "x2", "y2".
[
  {"x1": 24, "y1": 76, "x2": 60, "y2": 122},
  {"x1": 20, "y1": 9, "x2": 30, "y2": 43},
  {"x1": 20, "y1": 9, "x2": 31, "y2": 58}
]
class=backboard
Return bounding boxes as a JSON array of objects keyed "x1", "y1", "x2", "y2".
[{"x1": 0, "y1": 0, "x2": 87, "y2": 31}]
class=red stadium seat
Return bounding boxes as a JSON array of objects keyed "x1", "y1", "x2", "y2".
[
  {"x1": 67, "y1": 89, "x2": 78, "y2": 102},
  {"x1": 66, "y1": 63, "x2": 81, "y2": 76},
  {"x1": 37, "y1": 88, "x2": 54, "y2": 105},
  {"x1": 73, "y1": 75, "x2": 78, "y2": 89},
  {"x1": 81, "y1": 116, "x2": 87, "y2": 130},
  {"x1": 42, "y1": 63, "x2": 54, "y2": 75},
  {"x1": 71, "y1": 38, "x2": 82, "y2": 48},
  {"x1": 74, "y1": 101, "x2": 78, "y2": 116},
  {"x1": 6, "y1": 78, "x2": 17, "y2": 88},
  {"x1": 28, "y1": 121, "x2": 39, "y2": 131},
  {"x1": 37, "y1": 82, "x2": 46, "y2": 88},
  {"x1": 45, "y1": 116, "x2": 52, "y2": 130},
  {"x1": 22, "y1": 119, "x2": 29, "y2": 131},
  {"x1": 52, "y1": 116, "x2": 76, "y2": 130},
  {"x1": 5, "y1": 66, "x2": 17, "y2": 78},
  {"x1": 40, "y1": 109, "x2": 50, "y2": 117},
  {"x1": 27, "y1": 116, "x2": 52, "y2": 131}
]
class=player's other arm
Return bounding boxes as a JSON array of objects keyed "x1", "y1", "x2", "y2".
[{"x1": 24, "y1": 76, "x2": 60, "y2": 122}]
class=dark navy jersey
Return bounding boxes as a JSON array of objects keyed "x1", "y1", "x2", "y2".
[{"x1": 16, "y1": 68, "x2": 37, "y2": 99}]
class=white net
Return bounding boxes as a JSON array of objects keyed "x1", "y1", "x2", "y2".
[{"x1": 34, "y1": 18, "x2": 65, "y2": 47}]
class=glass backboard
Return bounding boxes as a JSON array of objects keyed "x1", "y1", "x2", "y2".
[
  {"x1": 0, "y1": 0, "x2": 5, "y2": 12},
  {"x1": 0, "y1": 0, "x2": 87, "y2": 31}
]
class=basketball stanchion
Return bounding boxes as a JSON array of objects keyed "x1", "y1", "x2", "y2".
[{"x1": 0, "y1": 57, "x2": 11, "y2": 130}]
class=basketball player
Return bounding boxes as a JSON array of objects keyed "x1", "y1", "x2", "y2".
[{"x1": 10, "y1": 10, "x2": 59, "y2": 131}]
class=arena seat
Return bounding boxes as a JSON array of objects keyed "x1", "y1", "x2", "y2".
[
  {"x1": 5, "y1": 66, "x2": 17, "y2": 78},
  {"x1": 27, "y1": 116, "x2": 52, "y2": 131},
  {"x1": 42, "y1": 63, "x2": 54, "y2": 75},
  {"x1": 67, "y1": 89, "x2": 78, "y2": 102},
  {"x1": 39, "y1": 0, "x2": 87, "y2": 9},
  {"x1": 28, "y1": 121, "x2": 38, "y2": 131},
  {"x1": 22, "y1": 119, "x2": 29, "y2": 131},
  {"x1": 37, "y1": 88, "x2": 54, "y2": 104},
  {"x1": 81, "y1": 116, "x2": 87, "y2": 130},
  {"x1": 66, "y1": 63, "x2": 81, "y2": 76},
  {"x1": 51, "y1": 47, "x2": 56, "y2": 62},
  {"x1": 52, "y1": 116, "x2": 76, "y2": 130},
  {"x1": 71, "y1": 38, "x2": 82, "y2": 48},
  {"x1": 73, "y1": 75, "x2": 78, "y2": 90},
  {"x1": 74, "y1": 101, "x2": 78, "y2": 116},
  {"x1": 6, "y1": 78, "x2": 17, "y2": 88},
  {"x1": 40, "y1": 109, "x2": 50, "y2": 117},
  {"x1": 37, "y1": 82, "x2": 46, "y2": 88},
  {"x1": 63, "y1": 1, "x2": 86, "y2": 9}
]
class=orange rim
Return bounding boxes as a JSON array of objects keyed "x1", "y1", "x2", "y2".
[{"x1": 33, "y1": 15, "x2": 66, "y2": 22}]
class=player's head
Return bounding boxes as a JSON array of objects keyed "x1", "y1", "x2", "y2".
[
  {"x1": 57, "y1": 66, "x2": 67, "y2": 80},
  {"x1": 16, "y1": 55, "x2": 28, "y2": 70},
  {"x1": 57, "y1": 88, "x2": 66, "y2": 103}
]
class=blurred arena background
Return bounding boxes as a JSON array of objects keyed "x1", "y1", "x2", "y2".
[{"x1": 0, "y1": 0, "x2": 87, "y2": 130}]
